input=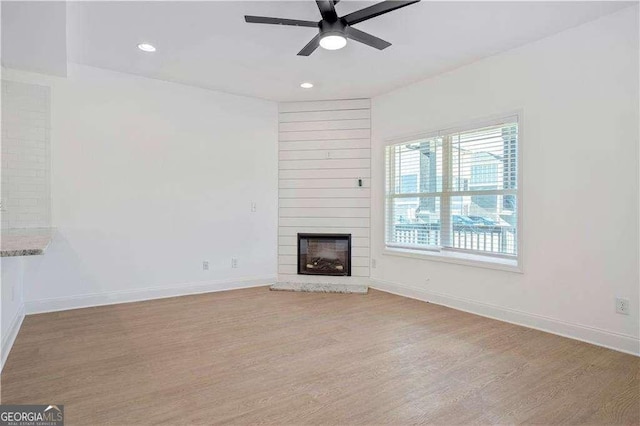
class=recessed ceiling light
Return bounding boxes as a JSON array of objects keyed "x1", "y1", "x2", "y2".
[
  {"x1": 137, "y1": 43, "x2": 156, "y2": 52},
  {"x1": 319, "y1": 34, "x2": 347, "y2": 51},
  {"x1": 300, "y1": 82, "x2": 314, "y2": 89}
]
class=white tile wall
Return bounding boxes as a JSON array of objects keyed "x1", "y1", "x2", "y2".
[
  {"x1": 278, "y1": 99, "x2": 371, "y2": 285},
  {"x1": 1, "y1": 80, "x2": 51, "y2": 229}
]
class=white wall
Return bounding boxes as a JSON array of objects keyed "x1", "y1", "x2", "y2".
[
  {"x1": 1, "y1": 80, "x2": 51, "y2": 229},
  {"x1": 1, "y1": 79, "x2": 51, "y2": 369},
  {"x1": 2, "y1": 64, "x2": 278, "y2": 312},
  {"x1": 371, "y1": 6, "x2": 639, "y2": 354},
  {"x1": 1, "y1": 257, "x2": 25, "y2": 369},
  {"x1": 278, "y1": 99, "x2": 371, "y2": 285}
]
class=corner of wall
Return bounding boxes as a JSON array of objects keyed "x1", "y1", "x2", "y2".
[{"x1": 1, "y1": 302, "x2": 25, "y2": 371}]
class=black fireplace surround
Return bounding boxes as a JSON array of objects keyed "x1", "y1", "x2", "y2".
[{"x1": 297, "y1": 233, "x2": 352, "y2": 276}]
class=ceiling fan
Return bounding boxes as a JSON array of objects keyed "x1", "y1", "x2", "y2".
[{"x1": 244, "y1": 0, "x2": 421, "y2": 56}]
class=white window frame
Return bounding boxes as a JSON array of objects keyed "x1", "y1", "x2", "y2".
[{"x1": 382, "y1": 112, "x2": 523, "y2": 273}]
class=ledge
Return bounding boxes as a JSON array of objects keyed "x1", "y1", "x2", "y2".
[
  {"x1": 1, "y1": 227, "x2": 54, "y2": 257},
  {"x1": 271, "y1": 282, "x2": 368, "y2": 294},
  {"x1": 382, "y1": 247, "x2": 522, "y2": 273}
]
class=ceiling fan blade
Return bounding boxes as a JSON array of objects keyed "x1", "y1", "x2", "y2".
[
  {"x1": 244, "y1": 15, "x2": 319, "y2": 28},
  {"x1": 342, "y1": 0, "x2": 420, "y2": 26},
  {"x1": 298, "y1": 33, "x2": 322, "y2": 56},
  {"x1": 346, "y1": 27, "x2": 391, "y2": 50},
  {"x1": 315, "y1": 0, "x2": 338, "y2": 22}
]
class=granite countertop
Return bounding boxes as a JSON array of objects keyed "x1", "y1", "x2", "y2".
[{"x1": 1, "y1": 227, "x2": 54, "y2": 257}]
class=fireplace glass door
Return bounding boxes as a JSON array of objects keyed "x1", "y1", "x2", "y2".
[{"x1": 297, "y1": 234, "x2": 351, "y2": 276}]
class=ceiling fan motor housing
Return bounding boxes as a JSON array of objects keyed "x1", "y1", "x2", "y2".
[{"x1": 319, "y1": 19, "x2": 347, "y2": 37}]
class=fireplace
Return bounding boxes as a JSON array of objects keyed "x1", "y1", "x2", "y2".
[{"x1": 297, "y1": 233, "x2": 351, "y2": 276}]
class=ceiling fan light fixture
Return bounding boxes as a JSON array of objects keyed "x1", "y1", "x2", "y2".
[{"x1": 319, "y1": 34, "x2": 347, "y2": 50}]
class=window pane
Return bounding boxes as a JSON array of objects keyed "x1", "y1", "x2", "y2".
[
  {"x1": 387, "y1": 196, "x2": 441, "y2": 247},
  {"x1": 450, "y1": 123, "x2": 518, "y2": 192},
  {"x1": 386, "y1": 138, "x2": 442, "y2": 195},
  {"x1": 448, "y1": 195, "x2": 518, "y2": 255},
  {"x1": 502, "y1": 124, "x2": 518, "y2": 210}
]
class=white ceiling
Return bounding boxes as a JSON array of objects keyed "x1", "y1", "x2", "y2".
[
  {"x1": 1, "y1": 1, "x2": 67, "y2": 77},
  {"x1": 5, "y1": 1, "x2": 635, "y2": 101}
]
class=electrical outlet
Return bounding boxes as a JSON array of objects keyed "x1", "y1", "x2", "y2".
[
  {"x1": 371, "y1": 258, "x2": 376, "y2": 268},
  {"x1": 231, "y1": 258, "x2": 238, "y2": 268},
  {"x1": 251, "y1": 202, "x2": 257, "y2": 212},
  {"x1": 616, "y1": 297, "x2": 630, "y2": 315},
  {"x1": 202, "y1": 261, "x2": 209, "y2": 271}
]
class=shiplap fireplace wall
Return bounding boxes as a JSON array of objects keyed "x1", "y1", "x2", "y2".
[{"x1": 278, "y1": 99, "x2": 371, "y2": 285}]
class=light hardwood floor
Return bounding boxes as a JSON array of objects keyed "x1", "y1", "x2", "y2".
[{"x1": 1, "y1": 287, "x2": 638, "y2": 425}]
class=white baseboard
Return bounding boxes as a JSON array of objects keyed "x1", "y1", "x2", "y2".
[
  {"x1": 1, "y1": 303, "x2": 25, "y2": 371},
  {"x1": 17, "y1": 277, "x2": 639, "y2": 359},
  {"x1": 371, "y1": 279, "x2": 640, "y2": 357},
  {"x1": 25, "y1": 276, "x2": 276, "y2": 315}
]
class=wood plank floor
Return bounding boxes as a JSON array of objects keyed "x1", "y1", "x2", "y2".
[{"x1": 1, "y1": 287, "x2": 638, "y2": 425}]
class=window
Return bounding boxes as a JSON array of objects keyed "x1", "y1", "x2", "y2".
[{"x1": 385, "y1": 117, "x2": 519, "y2": 266}]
